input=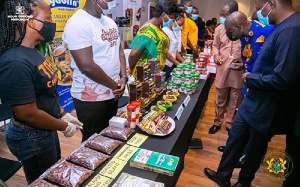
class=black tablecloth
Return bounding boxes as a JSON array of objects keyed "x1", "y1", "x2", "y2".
[{"x1": 82, "y1": 78, "x2": 213, "y2": 187}]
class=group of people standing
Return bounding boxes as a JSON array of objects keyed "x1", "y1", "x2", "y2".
[
  {"x1": 129, "y1": 0, "x2": 217, "y2": 79},
  {"x1": 204, "y1": 0, "x2": 300, "y2": 187},
  {"x1": 0, "y1": 0, "x2": 299, "y2": 186},
  {"x1": 0, "y1": 0, "x2": 210, "y2": 184},
  {"x1": 0, "y1": 0, "x2": 124, "y2": 184}
]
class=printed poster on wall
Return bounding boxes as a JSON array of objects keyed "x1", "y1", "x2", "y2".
[
  {"x1": 48, "y1": 38, "x2": 74, "y2": 112},
  {"x1": 45, "y1": 0, "x2": 86, "y2": 39},
  {"x1": 43, "y1": 0, "x2": 85, "y2": 112},
  {"x1": 122, "y1": 0, "x2": 142, "y2": 49}
]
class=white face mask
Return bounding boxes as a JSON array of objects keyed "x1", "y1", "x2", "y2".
[{"x1": 96, "y1": 0, "x2": 117, "y2": 15}]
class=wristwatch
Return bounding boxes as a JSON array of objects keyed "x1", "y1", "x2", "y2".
[
  {"x1": 120, "y1": 75, "x2": 128, "y2": 82},
  {"x1": 60, "y1": 110, "x2": 67, "y2": 118}
]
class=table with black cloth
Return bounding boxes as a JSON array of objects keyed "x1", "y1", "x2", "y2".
[{"x1": 82, "y1": 78, "x2": 213, "y2": 187}]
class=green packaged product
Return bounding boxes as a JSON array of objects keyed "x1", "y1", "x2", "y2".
[{"x1": 130, "y1": 148, "x2": 179, "y2": 176}]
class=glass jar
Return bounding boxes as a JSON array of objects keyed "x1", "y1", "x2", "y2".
[
  {"x1": 191, "y1": 63, "x2": 196, "y2": 73},
  {"x1": 167, "y1": 80, "x2": 173, "y2": 90},
  {"x1": 171, "y1": 82, "x2": 179, "y2": 92},
  {"x1": 192, "y1": 83, "x2": 197, "y2": 93},
  {"x1": 191, "y1": 63, "x2": 196, "y2": 70},
  {"x1": 135, "y1": 114, "x2": 140, "y2": 126},
  {"x1": 184, "y1": 74, "x2": 193, "y2": 85},
  {"x1": 127, "y1": 104, "x2": 136, "y2": 119},
  {"x1": 185, "y1": 54, "x2": 194, "y2": 64},
  {"x1": 171, "y1": 71, "x2": 176, "y2": 77},
  {"x1": 198, "y1": 61, "x2": 205, "y2": 68},
  {"x1": 173, "y1": 74, "x2": 182, "y2": 84},
  {"x1": 190, "y1": 73, "x2": 195, "y2": 84},
  {"x1": 127, "y1": 118, "x2": 137, "y2": 128},
  {"x1": 176, "y1": 64, "x2": 184, "y2": 75},
  {"x1": 194, "y1": 72, "x2": 200, "y2": 83},
  {"x1": 185, "y1": 85, "x2": 193, "y2": 95},
  {"x1": 171, "y1": 73, "x2": 177, "y2": 82},
  {"x1": 179, "y1": 83, "x2": 186, "y2": 93},
  {"x1": 184, "y1": 65, "x2": 192, "y2": 75},
  {"x1": 131, "y1": 101, "x2": 141, "y2": 114}
]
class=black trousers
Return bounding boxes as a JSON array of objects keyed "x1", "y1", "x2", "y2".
[
  {"x1": 73, "y1": 98, "x2": 118, "y2": 142},
  {"x1": 216, "y1": 112, "x2": 270, "y2": 185},
  {"x1": 283, "y1": 133, "x2": 300, "y2": 187}
]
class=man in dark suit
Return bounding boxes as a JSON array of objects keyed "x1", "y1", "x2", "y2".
[
  {"x1": 283, "y1": 105, "x2": 300, "y2": 186},
  {"x1": 204, "y1": 0, "x2": 300, "y2": 186}
]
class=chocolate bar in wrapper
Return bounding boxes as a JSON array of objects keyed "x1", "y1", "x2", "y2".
[
  {"x1": 136, "y1": 65, "x2": 144, "y2": 82},
  {"x1": 141, "y1": 82, "x2": 150, "y2": 98},
  {"x1": 155, "y1": 73, "x2": 162, "y2": 88},
  {"x1": 129, "y1": 82, "x2": 138, "y2": 103}
]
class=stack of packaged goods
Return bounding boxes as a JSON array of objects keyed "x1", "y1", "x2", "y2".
[
  {"x1": 167, "y1": 54, "x2": 200, "y2": 95},
  {"x1": 128, "y1": 58, "x2": 167, "y2": 112},
  {"x1": 130, "y1": 148, "x2": 179, "y2": 176},
  {"x1": 196, "y1": 54, "x2": 209, "y2": 79},
  {"x1": 138, "y1": 110, "x2": 172, "y2": 135},
  {"x1": 126, "y1": 101, "x2": 141, "y2": 128}
]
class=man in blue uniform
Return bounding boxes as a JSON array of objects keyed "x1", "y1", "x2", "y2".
[
  {"x1": 204, "y1": 0, "x2": 300, "y2": 186},
  {"x1": 216, "y1": 11, "x2": 275, "y2": 165},
  {"x1": 226, "y1": 11, "x2": 274, "y2": 96}
]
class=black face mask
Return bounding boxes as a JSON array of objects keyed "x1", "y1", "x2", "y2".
[
  {"x1": 226, "y1": 31, "x2": 239, "y2": 41},
  {"x1": 30, "y1": 18, "x2": 56, "y2": 42},
  {"x1": 226, "y1": 26, "x2": 241, "y2": 41}
]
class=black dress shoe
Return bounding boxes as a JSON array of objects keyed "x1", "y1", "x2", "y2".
[
  {"x1": 218, "y1": 146, "x2": 225, "y2": 152},
  {"x1": 235, "y1": 160, "x2": 244, "y2": 168},
  {"x1": 232, "y1": 182, "x2": 251, "y2": 187},
  {"x1": 209, "y1": 125, "x2": 221, "y2": 134},
  {"x1": 204, "y1": 168, "x2": 231, "y2": 187}
]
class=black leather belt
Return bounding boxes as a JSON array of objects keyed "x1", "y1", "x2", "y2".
[{"x1": 12, "y1": 119, "x2": 35, "y2": 130}]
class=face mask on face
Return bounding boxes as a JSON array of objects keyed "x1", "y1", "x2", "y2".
[
  {"x1": 30, "y1": 18, "x2": 56, "y2": 42},
  {"x1": 96, "y1": 0, "x2": 117, "y2": 15},
  {"x1": 226, "y1": 27, "x2": 240, "y2": 41},
  {"x1": 191, "y1": 14, "x2": 199, "y2": 21},
  {"x1": 172, "y1": 21, "x2": 181, "y2": 32},
  {"x1": 163, "y1": 15, "x2": 173, "y2": 27},
  {"x1": 185, "y1": 6, "x2": 193, "y2": 14},
  {"x1": 257, "y1": 2, "x2": 272, "y2": 25},
  {"x1": 220, "y1": 17, "x2": 226, "y2": 25}
]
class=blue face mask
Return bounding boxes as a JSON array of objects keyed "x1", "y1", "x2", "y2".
[
  {"x1": 256, "y1": 2, "x2": 272, "y2": 25},
  {"x1": 191, "y1": 14, "x2": 199, "y2": 21},
  {"x1": 163, "y1": 15, "x2": 173, "y2": 27},
  {"x1": 172, "y1": 21, "x2": 181, "y2": 32},
  {"x1": 220, "y1": 17, "x2": 226, "y2": 25},
  {"x1": 185, "y1": 6, "x2": 193, "y2": 14}
]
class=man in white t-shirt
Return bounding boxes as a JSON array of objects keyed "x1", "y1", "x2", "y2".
[{"x1": 63, "y1": 0, "x2": 127, "y2": 142}]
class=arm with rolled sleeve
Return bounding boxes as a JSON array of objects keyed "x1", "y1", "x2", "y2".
[{"x1": 246, "y1": 28, "x2": 300, "y2": 90}]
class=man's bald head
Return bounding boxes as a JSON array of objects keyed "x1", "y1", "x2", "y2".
[
  {"x1": 225, "y1": 11, "x2": 251, "y2": 41},
  {"x1": 225, "y1": 11, "x2": 247, "y2": 29}
]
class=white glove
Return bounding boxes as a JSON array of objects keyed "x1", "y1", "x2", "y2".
[
  {"x1": 62, "y1": 122, "x2": 77, "y2": 137},
  {"x1": 61, "y1": 113, "x2": 83, "y2": 129}
]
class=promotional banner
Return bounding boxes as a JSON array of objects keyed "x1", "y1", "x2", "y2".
[
  {"x1": 45, "y1": 0, "x2": 86, "y2": 39},
  {"x1": 122, "y1": 0, "x2": 142, "y2": 49},
  {"x1": 40, "y1": 0, "x2": 86, "y2": 112},
  {"x1": 48, "y1": 38, "x2": 74, "y2": 112}
]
